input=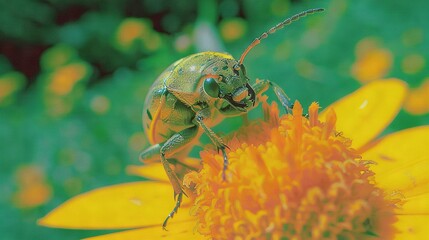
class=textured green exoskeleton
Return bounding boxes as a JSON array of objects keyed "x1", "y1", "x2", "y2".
[{"x1": 140, "y1": 8, "x2": 324, "y2": 229}]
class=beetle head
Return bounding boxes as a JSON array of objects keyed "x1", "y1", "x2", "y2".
[{"x1": 202, "y1": 57, "x2": 255, "y2": 112}]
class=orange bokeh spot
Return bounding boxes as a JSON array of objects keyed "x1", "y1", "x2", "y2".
[
  {"x1": 48, "y1": 63, "x2": 88, "y2": 96},
  {"x1": 128, "y1": 132, "x2": 147, "y2": 152},
  {"x1": 401, "y1": 54, "x2": 425, "y2": 75},
  {"x1": 13, "y1": 165, "x2": 52, "y2": 208},
  {"x1": 220, "y1": 18, "x2": 247, "y2": 42},
  {"x1": 0, "y1": 72, "x2": 25, "y2": 104},
  {"x1": 351, "y1": 37, "x2": 393, "y2": 84},
  {"x1": 90, "y1": 95, "x2": 111, "y2": 114},
  {"x1": 115, "y1": 18, "x2": 152, "y2": 49},
  {"x1": 404, "y1": 78, "x2": 429, "y2": 115}
]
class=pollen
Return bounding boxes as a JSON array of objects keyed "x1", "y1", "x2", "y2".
[{"x1": 184, "y1": 101, "x2": 398, "y2": 239}]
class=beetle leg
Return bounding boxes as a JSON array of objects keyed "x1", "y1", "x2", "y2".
[
  {"x1": 252, "y1": 80, "x2": 293, "y2": 113},
  {"x1": 162, "y1": 192, "x2": 183, "y2": 230},
  {"x1": 139, "y1": 143, "x2": 162, "y2": 163},
  {"x1": 140, "y1": 145, "x2": 184, "y2": 192},
  {"x1": 167, "y1": 158, "x2": 200, "y2": 172},
  {"x1": 140, "y1": 126, "x2": 198, "y2": 229},
  {"x1": 194, "y1": 110, "x2": 229, "y2": 180},
  {"x1": 159, "y1": 126, "x2": 199, "y2": 229}
]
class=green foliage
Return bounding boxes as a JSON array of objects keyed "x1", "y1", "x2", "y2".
[{"x1": 0, "y1": 0, "x2": 428, "y2": 239}]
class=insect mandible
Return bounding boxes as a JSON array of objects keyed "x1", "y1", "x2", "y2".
[{"x1": 140, "y1": 8, "x2": 325, "y2": 229}]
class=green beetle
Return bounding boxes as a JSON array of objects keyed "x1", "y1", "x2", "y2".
[{"x1": 140, "y1": 8, "x2": 324, "y2": 228}]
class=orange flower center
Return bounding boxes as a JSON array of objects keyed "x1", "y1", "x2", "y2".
[{"x1": 184, "y1": 101, "x2": 398, "y2": 239}]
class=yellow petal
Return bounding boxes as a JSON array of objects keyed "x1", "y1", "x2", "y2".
[
  {"x1": 126, "y1": 164, "x2": 169, "y2": 182},
  {"x1": 362, "y1": 126, "x2": 429, "y2": 197},
  {"x1": 38, "y1": 182, "x2": 192, "y2": 229},
  {"x1": 394, "y1": 215, "x2": 429, "y2": 239},
  {"x1": 83, "y1": 221, "x2": 203, "y2": 240},
  {"x1": 320, "y1": 79, "x2": 407, "y2": 149},
  {"x1": 399, "y1": 192, "x2": 429, "y2": 215}
]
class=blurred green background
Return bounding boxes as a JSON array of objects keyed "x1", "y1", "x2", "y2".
[{"x1": 1, "y1": 0, "x2": 428, "y2": 239}]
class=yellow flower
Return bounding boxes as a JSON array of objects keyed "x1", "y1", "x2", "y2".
[{"x1": 38, "y1": 79, "x2": 429, "y2": 239}]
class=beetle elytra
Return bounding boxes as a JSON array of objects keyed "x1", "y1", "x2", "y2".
[{"x1": 140, "y1": 8, "x2": 325, "y2": 229}]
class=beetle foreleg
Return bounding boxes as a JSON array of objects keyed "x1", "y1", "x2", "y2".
[
  {"x1": 194, "y1": 111, "x2": 229, "y2": 180},
  {"x1": 252, "y1": 80, "x2": 293, "y2": 113}
]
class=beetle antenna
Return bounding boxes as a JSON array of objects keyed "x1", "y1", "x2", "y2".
[{"x1": 239, "y1": 8, "x2": 325, "y2": 65}]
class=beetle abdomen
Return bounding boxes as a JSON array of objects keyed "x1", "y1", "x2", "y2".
[{"x1": 143, "y1": 88, "x2": 195, "y2": 145}]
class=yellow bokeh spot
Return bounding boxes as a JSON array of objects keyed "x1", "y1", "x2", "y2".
[
  {"x1": 41, "y1": 44, "x2": 77, "y2": 70},
  {"x1": 143, "y1": 32, "x2": 161, "y2": 51},
  {"x1": 295, "y1": 59, "x2": 316, "y2": 79},
  {"x1": 115, "y1": 18, "x2": 160, "y2": 52},
  {"x1": 404, "y1": 78, "x2": 429, "y2": 115},
  {"x1": 354, "y1": 37, "x2": 379, "y2": 57},
  {"x1": 44, "y1": 60, "x2": 90, "y2": 117},
  {"x1": 90, "y1": 95, "x2": 110, "y2": 114},
  {"x1": 401, "y1": 28, "x2": 423, "y2": 47},
  {"x1": 48, "y1": 62, "x2": 88, "y2": 96},
  {"x1": 274, "y1": 39, "x2": 292, "y2": 61},
  {"x1": 351, "y1": 38, "x2": 393, "y2": 84},
  {"x1": 174, "y1": 34, "x2": 192, "y2": 52},
  {"x1": 401, "y1": 53, "x2": 425, "y2": 75},
  {"x1": 128, "y1": 132, "x2": 147, "y2": 152},
  {"x1": 45, "y1": 97, "x2": 73, "y2": 117},
  {"x1": 117, "y1": 18, "x2": 148, "y2": 44},
  {"x1": 13, "y1": 165, "x2": 52, "y2": 208},
  {"x1": 63, "y1": 177, "x2": 83, "y2": 196},
  {"x1": 220, "y1": 18, "x2": 247, "y2": 42},
  {"x1": 0, "y1": 71, "x2": 25, "y2": 105},
  {"x1": 270, "y1": 0, "x2": 290, "y2": 17}
]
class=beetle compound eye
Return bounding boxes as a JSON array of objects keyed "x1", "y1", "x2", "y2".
[
  {"x1": 203, "y1": 77, "x2": 220, "y2": 98},
  {"x1": 232, "y1": 64, "x2": 241, "y2": 76}
]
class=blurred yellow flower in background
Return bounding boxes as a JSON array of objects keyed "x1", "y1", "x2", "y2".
[
  {"x1": 401, "y1": 53, "x2": 425, "y2": 75},
  {"x1": 37, "y1": 44, "x2": 93, "y2": 117},
  {"x1": 48, "y1": 63, "x2": 88, "y2": 96},
  {"x1": 0, "y1": 71, "x2": 26, "y2": 107},
  {"x1": 351, "y1": 36, "x2": 429, "y2": 115},
  {"x1": 404, "y1": 77, "x2": 429, "y2": 115},
  {"x1": 13, "y1": 165, "x2": 52, "y2": 208},
  {"x1": 114, "y1": 18, "x2": 162, "y2": 53},
  {"x1": 219, "y1": 18, "x2": 247, "y2": 42},
  {"x1": 351, "y1": 37, "x2": 393, "y2": 84},
  {"x1": 39, "y1": 79, "x2": 429, "y2": 239}
]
